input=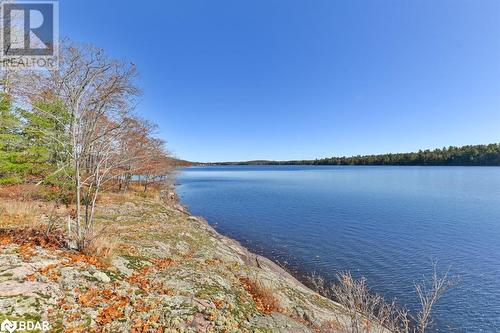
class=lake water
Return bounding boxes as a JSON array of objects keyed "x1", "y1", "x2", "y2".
[{"x1": 176, "y1": 166, "x2": 500, "y2": 332}]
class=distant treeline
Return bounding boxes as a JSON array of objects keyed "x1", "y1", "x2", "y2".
[
  {"x1": 206, "y1": 144, "x2": 500, "y2": 166},
  {"x1": 173, "y1": 159, "x2": 193, "y2": 167}
]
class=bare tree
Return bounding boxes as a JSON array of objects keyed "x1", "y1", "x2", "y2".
[
  {"x1": 138, "y1": 138, "x2": 174, "y2": 193},
  {"x1": 115, "y1": 117, "x2": 156, "y2": 192},
  {"x1": 2, "y1": 39, "x2": 174, "y2": 250},
  {"x1": 27, "y1": 41, "x2": 141, "y2": 249}
]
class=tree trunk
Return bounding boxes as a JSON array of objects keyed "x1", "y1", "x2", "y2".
[{"x1": 75, "y1": 158, "x2": 82, "y2": 249}]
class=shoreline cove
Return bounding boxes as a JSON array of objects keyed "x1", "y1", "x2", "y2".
[
  {"x1": 168, "y1": 195, "x2": 357, "y2": 330},
  {"x1": 175, "y1": 199, "x2": 326, "y2": 303},
  {"x1": 176, "y1": 165, "x2": 500, "y2": 332},
  {"x1": 0, "y1": 191, "x2": 373, "y2": 332}
]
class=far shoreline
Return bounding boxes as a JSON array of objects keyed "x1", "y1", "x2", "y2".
[{"x1": 185, "y1": 143, "x2": 500, "y2": 167}]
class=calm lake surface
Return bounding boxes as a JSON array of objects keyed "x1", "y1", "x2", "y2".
[{"x1": 177, "y1": 166, "x2": 500, "y2": 332}]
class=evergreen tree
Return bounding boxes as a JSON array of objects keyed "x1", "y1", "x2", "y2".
[
  {"x1": 20, "y1": 97, "x2": 71, "y2": 184},
  {"x1": 0, "y1": 93, "x2": 29, "y2": 184}
]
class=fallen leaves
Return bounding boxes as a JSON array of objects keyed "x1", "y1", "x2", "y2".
[
  {"x1": 125, "y1": 260, "x2": 175, "y2": 295},
  {"x1": 126, "y1": 267, "x2": 151, "y2": 291},
  {"x1": 0, "y1": 227, "x2": 65, "y2": 250},
  {"x1": 154, "y1": 257, "x2": 174, "y2": 269},
  {"x1": 130, "y1": 316, "x2": 163, "y2": 333},
  {"x1": 75, "y1": 284, "x2": 132, "y2": 326},
  {"x1": 0, "y1": 234, "x2": 13, "y2": 246},
  {"x1": 133, "y1": 299, "x2": 151, "y2": 312},
  {"x1": 77, "y1": 288, "x2": 100, "y2": 307},
  {"x1": 0, "y1": 196, "x2": 308, "y2": 333},
  {"x1": 96, "y1": 296, "x2": 130, "y2": 325},
  {"x1": 39, "y1": 263, "x2": 58, "y2": 274},
  {"x1": 63, "y1": 251, "x2": 108, "y2": 268},
  {"x1": 126, "y1": 270, "x2": 174, "y2": 295},
  {"x1": 213, "y1": 299, "x2": 225, "y2": 309},
  {"x1": 47, "y1": 269, "x2": 61, "y2": 281},
  {"x1": 131, "y1": 318, "x2": 149, "y2": 333},
  {"x1": 239, "y1": 277, "x2": 282, "y2": 314},
  {"x1": 19, "y1": 243, "x2": 35, "y2": 259}
]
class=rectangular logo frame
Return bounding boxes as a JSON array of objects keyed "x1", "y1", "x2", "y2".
[{"x1": 0, "y1": 0, "x2": 59, "y2": 70}]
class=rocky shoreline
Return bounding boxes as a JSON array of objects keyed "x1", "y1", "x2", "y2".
[{"x1": 0, "y1": 192, "x2": 355, "y2": 332}]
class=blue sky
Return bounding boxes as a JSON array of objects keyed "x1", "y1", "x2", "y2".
[{"x1": 61, "y1": 0, "x2": 500, "y2": 162}]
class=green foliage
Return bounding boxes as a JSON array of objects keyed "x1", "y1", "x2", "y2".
[
  {"x1": 311, "y1": 144, "x2": 500, "y2": 166},
  {"x1": 0, "y1": 93, "x2": 30, "y2": 183},
  {"x1": 216, "y1": 144, "x2": 500, "y2": 166},
  {"x1": 20, "y1": 98, "x2": 71, "y2": 183},
  {"x1": 0, "y1": 94, "x2": 72, "y2": 186},
  {"x1": 38, "y1": 186, "x2": 75, "y2": 205}
]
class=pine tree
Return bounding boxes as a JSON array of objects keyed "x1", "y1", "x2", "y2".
[
  {"x1": 20, "y1": 97, "x2": 71, "y2": 184},
  {"x1": 0, "y1": 93, "x2": 29, "y2": 184}
]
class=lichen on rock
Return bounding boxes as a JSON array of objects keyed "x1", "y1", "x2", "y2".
[{"x1": 0, "y1": 194, "x2": 352, "y2": 332}]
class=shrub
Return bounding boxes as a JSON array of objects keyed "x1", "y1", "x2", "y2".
[
  {"x1": 239, "y1": 277, "x2": 282, "y2": 314},
  {"x1": 308, "y1": 262, "x2": 456, "y2": 333}
]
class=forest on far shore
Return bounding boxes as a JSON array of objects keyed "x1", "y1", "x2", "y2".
[{"x1": 207, "y1": 143, "x2": 500, "y2": 166}]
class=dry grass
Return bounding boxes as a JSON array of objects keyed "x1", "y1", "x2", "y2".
[
  {"x1": 97, "y1": 186, "x2": 161, "y2": 205},
  {"x1": 239, "y1": 277, "x2": 282, "y2": 314},
  {"x1": 0, "y1": 184, "x2": 38, "y2": 199},
  {"x1": 0, "y1": 184, "x2": 117, "y2": 263},
  {"x1": 0, "y1": 199, "x2": 67, "y2": 227},
  {"x1": 0, "y1": 184, "x2": 140, "y2": 259},
  {"x1": 97, "y1": 191, "x2": 138, "y2": 205},
  {"x1": 0, "y1": 200, "x2": 40, "y2": 226},
  {"x1": 0, "y1": 184, "x2": 69, "y2": 227},
  {"x1": 0, "y1": 184, "x2": 166, "y2": 264},
  {"x1": 82, "y1": 231, "x2": 119, "y2": 264}
]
